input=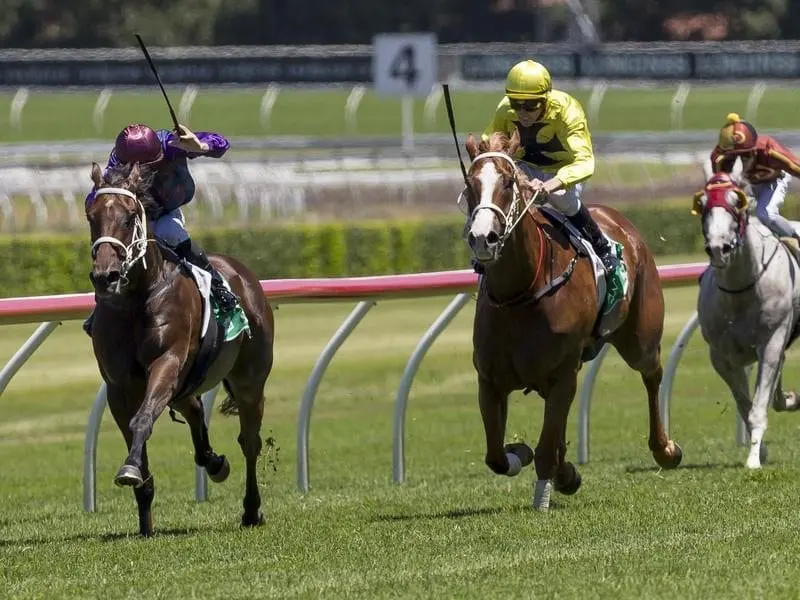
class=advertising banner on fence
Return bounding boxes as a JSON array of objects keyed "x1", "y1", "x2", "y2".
[
  {"x1": 0, "y1": 56, "x2": 373, "y2": 87},
  {"x1": 461, "y1": 50, "x2": 800, "y2": 80},
  {"x1": 2, "y1": 48, "x2": 799, "y2": 86}
]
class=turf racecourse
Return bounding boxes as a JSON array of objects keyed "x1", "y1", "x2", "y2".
[
  {"x1": 3, "y1": 284, "x2": 800, "y2": 598},
  {"x1": 1, "y1": 84, "x2": 799, "y2": 142}
]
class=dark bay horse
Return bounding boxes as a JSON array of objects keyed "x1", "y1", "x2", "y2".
[
  {"x1": 464, "y1": 131, "x2": 682, "y2": 510},
  {"x1": 86, "y1": 162, "x2": 274, "y2": 535}
]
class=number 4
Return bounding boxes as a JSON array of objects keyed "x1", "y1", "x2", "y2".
[{"x1": 390, "y1": 44, "x2": 418, "y2": 87}]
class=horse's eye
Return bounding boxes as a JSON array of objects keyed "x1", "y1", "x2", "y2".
[{"x1": 124, "y1": 214, "x2": 136, "y2": 229}]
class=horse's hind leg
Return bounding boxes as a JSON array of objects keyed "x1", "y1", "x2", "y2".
[
  {"x1": 773, "y1": 374, "x2": 800, "y2": 412},
  {"x1": 106, "y1": 383, "x2": 155, "y2": 537},
  {"x1": 554, "y1": 424, "x2": 581, "y2": 495},
  {"x1": 171, "y1": 395, "x2": 230, "y2": 482},
  {"x1": 612, "y1": 286, "x2": 682, "y2": 468},
  {"x1": 223, "y1": 378, "x2": 266, "y2": 527}
]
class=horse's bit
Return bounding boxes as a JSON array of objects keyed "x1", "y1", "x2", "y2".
[
  {"x1": 90, "y1": 187, "x2": 150, "y2": 280},
  {"x1": 468, "y1": 151, "x2": 541, "y2": 252}
]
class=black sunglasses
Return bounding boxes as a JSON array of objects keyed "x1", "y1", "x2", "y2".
[{"x1": 510, "y1": 99, "x2": 545, "y2": 112}]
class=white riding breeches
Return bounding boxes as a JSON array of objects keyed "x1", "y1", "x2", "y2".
[
  {"x1": 151, "y1": 208, "x2": 189, "y2": 247},
  {"x1": 752, "y1": 173, "x2": 800, "y2": 239}
]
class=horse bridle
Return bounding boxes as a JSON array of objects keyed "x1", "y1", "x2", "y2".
[
  {"x1": 697, "y1": 184, "x2": 749, "y2": 251},
  {"x1": 468, "y1": 151, "x2": 541, "y2": 252},
  {"x1": 90, "y1": 187, "x2": 150, "y2": 280}
]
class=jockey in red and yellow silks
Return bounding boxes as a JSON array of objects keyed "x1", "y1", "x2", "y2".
[{"x1": 711, "y1": 112, "x2": 800, "y2": 241}]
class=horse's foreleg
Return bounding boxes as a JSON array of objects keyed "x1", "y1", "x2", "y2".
[
  {"x1": 172, "y1": 395, "x2": 230, "y2": 483},
  {"x1": 709, "y1": 349, "x2": 753, "y2": 439},
  {"x1": 478, "y1": 377, "x2": 530, "y2": 476},
  {"x1": 117, "y1": 356, "x2": 181, "y2": 488},
  {"x1": 748, "y1": 334, "x2": 789, "y2": 468},
  {"x1": 533, "y1": 372, "x2": 578, "y2": 511},
  {"x1": 106, "y1": 383, "x2": 155, "y2": 536}
]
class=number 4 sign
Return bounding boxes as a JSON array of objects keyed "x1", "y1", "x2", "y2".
[{"x1": 373, "y1": 33, "x2": 437, "y2": 97}]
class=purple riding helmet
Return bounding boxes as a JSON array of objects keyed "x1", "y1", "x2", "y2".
[{"x1": 113, "y1": 124, "x2": 164, "y2": 165}]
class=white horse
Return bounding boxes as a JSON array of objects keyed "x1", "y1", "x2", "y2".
[{"x1": 695, "y1": 163, "x2": 800, "y2": 468}]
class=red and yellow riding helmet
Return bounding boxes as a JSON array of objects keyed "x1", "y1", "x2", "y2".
[{"x1": 717, "y1": 113, "x2": 758, "y2": 153}]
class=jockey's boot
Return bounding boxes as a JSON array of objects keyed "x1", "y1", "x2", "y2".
[
  {"x1": 174, "y1": 239, "x2": 240, "y2": 314},
  {"x1": 567, "y1": 204, "x2": 619, "y2": 274}
]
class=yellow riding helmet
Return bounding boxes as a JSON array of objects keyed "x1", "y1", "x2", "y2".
[
  {"x1": 505, "y1": 60, "x2": 552, "y2": 100},
  {"x1": 717, "y1": 112, "x2": 758, "y2": 153}
]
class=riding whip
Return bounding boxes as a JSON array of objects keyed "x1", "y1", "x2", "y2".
[
  {"x1": 134, "y1": 34, "x2": 181, "y2": 131},
  {"x1": 442, "y1": 84, "x2": 470, "y2": 186}
]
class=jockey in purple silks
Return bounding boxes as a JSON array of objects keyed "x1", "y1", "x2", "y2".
[{"x1": 83, "y1": 123, "x2": 237, "y2": 335}]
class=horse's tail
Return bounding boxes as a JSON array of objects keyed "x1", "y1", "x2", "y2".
[{"x1": 219, "y1": 379, "x2": 238, "y2": 415}]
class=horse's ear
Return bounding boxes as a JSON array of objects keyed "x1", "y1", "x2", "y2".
[
  {"x1": 128, "y1": 162, "x2": 141, "y2": 185},
  {"x1": 508, "y1": 129, "x2": 521, "y2": 156},
  {"x1": 732, "y1": 189, "x2": 749, "y2": 212},
  {"x1": 90, "y1": 162, "x2": 102, "y2": 188},
  {"x1": 730, "y1": 156, "x2": 744, "y2": 186},
  {"x1": 691, "y1": 191, "x2": 705, "y2": 216},
  {"x1": 465, "y1": 134, "x2": 479, "y2": 161},
  {"x1": 701, "y1": 158, "x2": 714, "y2": 182}
]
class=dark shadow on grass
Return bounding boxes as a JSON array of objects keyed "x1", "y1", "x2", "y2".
[
  {"x1": 0, "y1": 523, "x2": 232, "y2": 548},
  {"x1": 624, "y1": 461, "x2": 742, "y2": 474},
  {"x1": 372, "y1": 506, "x2": 504, "y2": 522},
  {"x1": 371, "y1": 502, "x2": 565, "y2": 522}
]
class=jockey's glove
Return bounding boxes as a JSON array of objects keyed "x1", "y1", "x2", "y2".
[{"x1": 168, "y1": 124, "x2": 209, "y2": 153}]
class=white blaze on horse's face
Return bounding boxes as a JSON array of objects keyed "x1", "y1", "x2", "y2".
[
  {"x1": 468, "y1": 160, "x2": 504, "y2": 261},
  {"x1": 703, "y1": 191, "x2": 741, "y2": 269}
]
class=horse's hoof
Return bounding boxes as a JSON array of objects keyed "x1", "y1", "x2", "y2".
[
  {"x1": 555, "y1": 463, "x2": 582, "y2": 496},
  {"x1": 114, "y1": 464, "x2": 144, "y2": 488},
  {"x1": 241, "y1": 512, "x2": 265, "y2": 528},
  {"x1": 207, "y1": 455, "x2": 230, "y2": 483},
  {"x1": 504, "y1": 442, "x2": 534, "y2": 467},
  {"x1": 655, "y1": 440, "x2": 683, "y2": 470}
]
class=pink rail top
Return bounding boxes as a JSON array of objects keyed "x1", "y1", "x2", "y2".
[{"x1": 0, "y1": 262, "x2": 708, "y2": 326}]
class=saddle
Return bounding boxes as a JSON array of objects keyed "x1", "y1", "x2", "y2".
[
  {"x1": 539, "y1": 207, "x2": 629, "y2": 362},
  {"x1": 780, "y1": 236, "x2": 800, "y2": 265}
]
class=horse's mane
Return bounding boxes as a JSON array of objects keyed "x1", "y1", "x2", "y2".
[
  {"x1": 481, "y1": 131, "x2": 515, "y2": 154},
  {"x1": 103, "y1": 163, "x2": 159, "y2": 217},
  {"x1": 474, "y1": 131, "x2": 532, "y2": 188}
]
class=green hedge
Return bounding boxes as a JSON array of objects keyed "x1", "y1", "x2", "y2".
[{"x1": 0, "y1": 207, "x2": 707, "y2": 298}]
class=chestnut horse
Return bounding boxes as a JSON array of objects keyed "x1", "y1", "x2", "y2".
[
  {"x1": 86, "y1": 162, "x2": 274, "y2": 535},
  {"x1": 464, "y1": 131, "x2": 682, "y2": 510}
]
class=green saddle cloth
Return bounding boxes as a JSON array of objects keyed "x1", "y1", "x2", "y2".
[
  {"x1": 602, "y1": 240, "x2": 629, "y2": 315},
  {"x1": 212, "y1": 300, "x2": 250, "y2": 342}
]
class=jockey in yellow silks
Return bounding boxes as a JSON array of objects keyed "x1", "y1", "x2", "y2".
[{"x1": 479, "y1": 59, "x2": 618, "y2": 274}]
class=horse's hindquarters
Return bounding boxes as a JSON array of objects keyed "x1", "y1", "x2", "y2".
[{"x1": 192, "y1": 337, "x2": 243, "y2": 396}]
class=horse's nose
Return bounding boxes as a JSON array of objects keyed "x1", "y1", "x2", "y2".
[
  {"x1": 90, "y1": 268, "x2": 121, "y2": 291},
  {"x1": 467, "y1": 232, "x2": 477, "y2": 250},
  {"x1": 721, "y1": 242, "x2": 733, "y2": 255},
  {"x1": 704, "y1": 244, "x2": 712, "y2": 257},
  {"x1": 485, "y1": 231, "x2": 499, "y2": 247}
]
